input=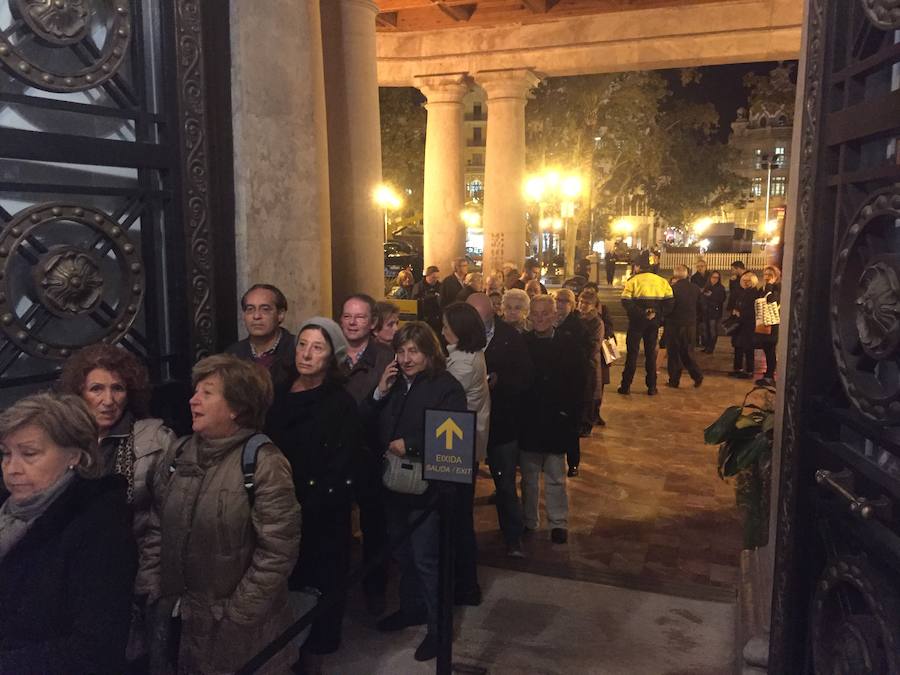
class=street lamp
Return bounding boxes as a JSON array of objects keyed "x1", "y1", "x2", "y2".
[
  {"x1": 373, "y1": 183, "x2": 403, "y2": 242},
  {"x1": 759, "y1": 153, "x2": 783, "y2": 229},
  {"x1": 523, "y1": 169, "x2": 584, "y2": 275}
]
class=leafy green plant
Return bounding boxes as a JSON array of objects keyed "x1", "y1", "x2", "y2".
[{"x1": 705, "y1": 386, "x2": 775, "y2": 548}]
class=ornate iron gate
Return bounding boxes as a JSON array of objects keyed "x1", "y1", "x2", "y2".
[
  {"x1": 0, "y1": 0, "x2": 233, "y2": 411},
  {"x1": 771, "y1": 0, "x2": 900, "y2": 671}
]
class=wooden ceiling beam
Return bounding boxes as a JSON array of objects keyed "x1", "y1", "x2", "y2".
[
  {"x1": 521, "y1": 0, "x2": 559, "y2": 12},
  {"x1": 428, "y1": 0, "x2": 476, "y2": 21},
  {"x1": 376, "y1": 11, "x2": 399, "y2": 28}
]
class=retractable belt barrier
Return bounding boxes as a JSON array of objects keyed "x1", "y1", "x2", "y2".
[{"x1": 237, "y1": 495, "x2": 443, "y2": 675}]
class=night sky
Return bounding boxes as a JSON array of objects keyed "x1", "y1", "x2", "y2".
[{"x1": 661, "y1": 61, "x2": 799, "y2": 141}]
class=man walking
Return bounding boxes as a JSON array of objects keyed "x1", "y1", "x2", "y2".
[
  {"x1": 338, "y1": 293, "x2": 394, "y2": 615},
  {"x1": 618, "y1": 251, "x2": 673, "y2": 396},
  {"x1": 666, "y1": 265, "x2": 704, "y2": 388},
  {"x1": 467, "y1": 293, "x2": 532, "y2": 557},
  {"x1": 226, "y1": 283, "x2": 296, "y2": 389}
]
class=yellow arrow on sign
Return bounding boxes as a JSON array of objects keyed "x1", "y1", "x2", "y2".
[{"x1": 435, "y1": 417, "x2": 463, "y2": 450}]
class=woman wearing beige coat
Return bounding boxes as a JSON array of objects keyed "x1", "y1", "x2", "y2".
[{"x1": 148, "y1": 355, "x2": 301, "y2": 674}]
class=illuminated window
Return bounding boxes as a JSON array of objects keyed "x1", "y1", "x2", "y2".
[
  {"x1": 754, "y1": 148, "x2": 763, "y2": 169},
  {"x1": 467, "y1": 179, "x2": 483, "y2": 198},
  {"x1": 751, "y1": 177, "x2": 763, "y2": 197},
  {"x1": 774, "y1": 147, "x2": 786, "y2": 167},
  {"x1": 771, "y1": 176, "x2": 786, "y2": 196}
]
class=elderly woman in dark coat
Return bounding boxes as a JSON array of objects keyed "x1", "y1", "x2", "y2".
[
  {"x1": 266, "y1": 317, "x2": 361, "y2": 669},
  {"x1": 148, "y1": 355, "x2": 301, "y2": 675},
  {"x1": 0, "y1": 393, "x2": 137, "y2": 674},
  {"x1": 365, "y1": 321, "x2": 467, "y2": 663}
]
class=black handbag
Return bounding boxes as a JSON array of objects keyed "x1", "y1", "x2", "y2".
[{"x1": 722, "y1": 315, "x2": 741, "y2": 336}]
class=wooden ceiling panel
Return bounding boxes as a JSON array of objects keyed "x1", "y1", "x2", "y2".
[{"x1": 375, "y1": 0, "x2": 727, "y2": 32}]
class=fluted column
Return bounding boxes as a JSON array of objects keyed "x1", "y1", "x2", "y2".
[
  {"x1": 415, "y1": 74, "x2": 469, "y2": 278},
  {"x1": 477, "y1": 69, "x2": 539, "y2": 275},
  {"x1": 231, "y1": 0, "x2": 332, "y2": 327},
  {"x1": 320, "y1": 0, "x2": 383, "y2": 313}
]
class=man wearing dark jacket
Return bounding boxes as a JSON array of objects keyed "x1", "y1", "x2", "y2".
[
  {"x1": 725, "y1": 260, "x2": 746, "y2": 313},
  {"x1": 338, "y1": 294, "x2": 394, "y2": 614},
  {"x1": 225, "y1": 284, "x2": 296, "y2": 390},
  {"x1": 554, "y1": 288, "x2": 591, "y2": 476},
  {"x1": 512, "y1": 258, "x2": 548, "y2": 294},
  {"x1": 618, "y1": 251, "x2": 674, "y2": 395},
  {"x1": 666, "y1": 265, "x2": 704, "y2": 388},
  {"x1": 439, "y1": 257, "x2": 468, "y2": 308},
  {"x1": 412, "y1": 265, "x2": 442, "y2": 333},
  {"x1": 520, "y1": 295, "x2": 585, "y2": 545},
  {"x1": 467, "y1": 293, "x2": 532, "y2": 557}
]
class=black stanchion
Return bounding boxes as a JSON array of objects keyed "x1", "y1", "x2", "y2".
[
  {"x1": 236, "y1": 500, "x2": 437, "y2": 675},
  {"x1": 436, "y1": 486, "x2": 454, "y2": 675}
]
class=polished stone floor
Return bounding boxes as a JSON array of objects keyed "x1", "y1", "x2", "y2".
[
  {"x1": 473, "y1": 335, "x2": 766, "y2": 602},
  {"x1": 329, "y1": 566, "x2": 735, "y2": 674}
]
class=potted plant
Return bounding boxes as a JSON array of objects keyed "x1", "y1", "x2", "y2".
[{"x1": 704, "y1": 386, "x2": 775, "y2": 548}]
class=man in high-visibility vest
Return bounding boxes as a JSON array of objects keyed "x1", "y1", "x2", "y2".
[{"x1": 618, "y1": 251, "x2": 674, "y2": 395}]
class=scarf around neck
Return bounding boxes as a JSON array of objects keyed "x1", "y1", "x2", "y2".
[{"x1": 0, "y1": 470, "x2": 76, "y2": 561}]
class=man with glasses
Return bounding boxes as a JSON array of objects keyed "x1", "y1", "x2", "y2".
[{"x1": 226, "y1": 283, "x2": 296, "y2": 388}]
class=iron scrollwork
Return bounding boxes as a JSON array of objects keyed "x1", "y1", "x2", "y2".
[
  {"x1": 174, "y1": 0, "x2": 216, "y2": 361},
  {"x1": 831, "y1": 188, "x2": 900, "y2": 423},
  {"x1": 811, "y1": 555, "x2": 900, "y2": 673},
  {"x1": 0, "y1": 203, "x2": 144, "y2": 360},
  {"x1": 861, "y1": 0, "x2": 900, "y2": 29},
  {"x1": 0, "y1": 0, "x2": 131, "y2": 92}
]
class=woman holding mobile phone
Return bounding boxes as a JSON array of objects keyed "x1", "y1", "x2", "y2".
[{"x1": 362, "y1": 322, "x2": 466, "y2": 664}]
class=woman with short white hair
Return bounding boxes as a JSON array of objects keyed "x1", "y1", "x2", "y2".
[{"x1": 501, "y1": 288, "x2": 530, "y2": 332}]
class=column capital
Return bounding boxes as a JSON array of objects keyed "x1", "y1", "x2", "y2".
[
  {"x1": 414, "y1": 73, "x2": 469, "y2": 104},
  {"x1": 475, "y1": 69, "x2": 540, "y2": 100}
]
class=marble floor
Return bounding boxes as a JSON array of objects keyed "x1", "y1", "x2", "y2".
[
  {"x1": 321, "y1": 320, "x2": 762, "y2": 673},
  {"x1": 473, "y1": 337, "x2": 764, "y2": 602},
  {"x1": 328, "y1": 565, "x2": 736, "y2": 674}
]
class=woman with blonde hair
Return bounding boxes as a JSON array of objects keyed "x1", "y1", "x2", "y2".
[
  {"x1": 0, "y1": 393, "x2": 136, "y2": 673},
  {"x1": 756, "y1": 265, "x2": 782, "y2": 386},
  {"x1": 149, "y1": 354, "x2": 301, "y2": 674},
  {"x1": 730, "y1": 271, "x2": 763, "y2": 379}
]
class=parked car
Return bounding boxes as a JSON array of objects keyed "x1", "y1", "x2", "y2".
[{"x1": 384, "y1": 240, "x2": 423, "y2": 280}]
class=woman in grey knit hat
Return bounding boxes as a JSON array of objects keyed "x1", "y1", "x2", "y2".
[{"x1": 265, "y1": 316, "x2": 363, "y2": 672}]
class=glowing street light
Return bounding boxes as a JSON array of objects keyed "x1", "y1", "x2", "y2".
[
  {"x1": 373, "y1": 183, "x2": 403, "y2": 241},
  {"x1": 523, "y1": 175, "x2": 546, "y2": 202},
  {"x1": 693, "y1": 216, "x2": 714, "y2": 235},
  {"x1": 612, "y1": 218, "x2": 634, "y2": 235},
  {"x1": 763, "y1": 219, "x2": 779, "y2": 235},
  {"x1": 561, "y1": 175, "x2": 583, "y2": 199}
]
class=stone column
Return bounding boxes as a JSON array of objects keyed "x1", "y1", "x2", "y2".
[
  {"x1": 477, "y1": 69, "x2": 540, "y2": 275},
  {"x1": 320, "y1": 0, "x2": 383, "y2": 313},
  {"x1": 415, "y1": 74, "x2": 468, "y2": 279},
  {"x1": 230, "y1": 0, "x2": 332, "y2": 328}
]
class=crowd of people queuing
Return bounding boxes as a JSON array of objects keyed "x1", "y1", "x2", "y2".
[{"x1": 0, "y1": 251, "x2": 779, "y2": 674}]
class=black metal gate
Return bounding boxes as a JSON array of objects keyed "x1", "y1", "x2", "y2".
[
  {"x1": 0, "y1": 0, "x2": 234, "y2": 412},
  {"x1": 771, "y1": 0, "x2": 900, "y2": 671}
]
